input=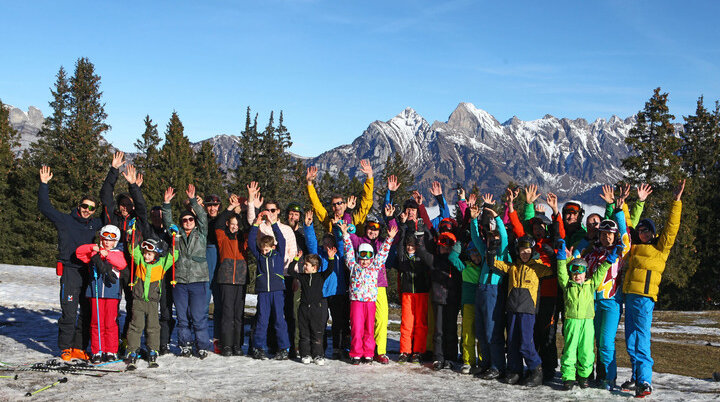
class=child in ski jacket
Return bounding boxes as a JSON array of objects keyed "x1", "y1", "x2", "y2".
[
  {"x1": 214, "y1": 202, "x2": 248, "y2": 356},
  {"x1": 287, "y1": 251, "x2": 335, "y2": 363},
  {"x1": 125, "y1": 238, "x2": 179, "y2": 361},
  {"x1": 492, "y1": 236, "x2": 554, "y2": 386},
  {"x1": 448, "y1": 240, "x2": 483, "y2": 373},
  {"x1": 339, "y1": 221, "x2": 394, "y2": 362},
  {"x1": 556, "y1": 239, "x2": 618, "y2": 389},
  {"x1": 396, "y1": 229, "x2": 431, "y2": 361},
  {"x1": 248, "y1": 212, "x2": 290, "y2": 357},
  {"x1": 75, "y1": 225, "x2": 127, "y2": 362}
]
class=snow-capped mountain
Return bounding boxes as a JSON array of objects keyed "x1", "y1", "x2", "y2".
[
  {"x1": 6, "y1": 102, "x2": 637, "y2": 203},
  {"x1": 4, "y1": 105, "x2": 44, "y2": 151},
  {"x1": 308, "y1": 103, "x2": 635, "y2": 203}
]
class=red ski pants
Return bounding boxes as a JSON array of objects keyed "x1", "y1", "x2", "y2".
[{"x1": 89, "y1": 298, "x2": 120, "y2": 354}]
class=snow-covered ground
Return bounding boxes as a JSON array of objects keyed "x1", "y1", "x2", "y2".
[{"x1": 1, "y1": 264, "x2": 718, "y2": 400}]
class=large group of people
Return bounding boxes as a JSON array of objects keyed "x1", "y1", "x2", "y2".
[{"x1": 37, "y1": 152, "x2": 685, "y2": 397}]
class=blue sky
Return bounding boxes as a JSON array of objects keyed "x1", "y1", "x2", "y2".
[{"x1": 2, "y1": 0, "x2": 719, "y2": 156}]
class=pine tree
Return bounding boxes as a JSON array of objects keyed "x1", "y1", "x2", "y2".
[
  {"x1": 158, "y1": 112, "x2": 194, "y2": 215},
  {"x1": 133, "y1": 115, "x2": 163, "y2": 207},
  {"x1": 0, "y1": 100, "x2": 21, "y2": 261},
  {"x1": 233, "y1": 108, "x2": 262, "y2": 195},
  {"x1": 621, "y1": 88, "x2": 698, "y2": 304},
  {"x1": 194, "y1": 141, "x2": 225, "y2": 199}
]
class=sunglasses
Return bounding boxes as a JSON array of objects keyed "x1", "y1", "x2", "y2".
[
  {"x1": 265, "y1": 208, "x2": 278, "y2": 213},
  {"x1": 358, "y1": 250, "x2": 374, "y2": 259},
  {"x1": 587, "y1": 221, "x2": 600, "y2": 227},
  {"x1": 101, "y1": 231, "x2": 118, "y2": 240},
  {"x1": 638, "y1": 227, "x2": 651, "y2": 234},
  {"x1": 332, "y1": 201, "x2": 345, "y2": 206},
  {"x1": 80, "y1": 203, "x2": 96, "y2": 212},
  {"x1": 182, "y1": 217, "x2": 195, "y2": 223}
]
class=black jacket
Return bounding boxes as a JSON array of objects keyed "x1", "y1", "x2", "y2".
[
  {"x1": 415, "y1": 238, "x2": 461, "y2": 305},
  {"x1": 38, "y1": 182, "x2": 102, "y2": 268},
  {"x1": 396, "y1": 231, "x2": 431, "y2": 294},
  {"x1": 287, "y1": 259, "x2": 334, "y2": 305},
  {"x1": 100, "y1": 167, "x2": 148, "y2": 245}
]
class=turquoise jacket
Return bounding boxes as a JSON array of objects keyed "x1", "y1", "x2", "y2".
[{"x1": 468, "y1": 216, "x2": 510, "y2": 286}]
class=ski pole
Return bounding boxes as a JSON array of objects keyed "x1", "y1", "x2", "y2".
[
  {"x1": 170, "y1": 235, "x2": 177, "y2": 287},
  {"x1": 24, "y1": 377, "x2": 67, "y2": 397},
  {"x1": 129, "y1": 221, "x2": 136, "y2": 288},
  {"x1": 94, "y1": 265, "x2": 103, "y2": 355},
  {"x1": 0, "y1": 375, "x2": 18, "y2": 379}
]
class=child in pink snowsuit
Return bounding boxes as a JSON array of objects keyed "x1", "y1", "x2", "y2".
[{"x1": 339, "y1": 221, "x2": 396, "y2": 364}]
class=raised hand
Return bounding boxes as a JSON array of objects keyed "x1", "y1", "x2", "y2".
[
  {"x1": 39, "y1": 166, "x2": 53, "y2": 183},
  {"x1": 524, "y1": 184, "x2": 540, "y2": 204},
  {"x1": 387, "y1": 175, "x2": 400, "y2": 191},
  {"x1": 637, "y1": 183, "x2": 653, "y2": 202},
  {"x1": 481, "y1": 193, "x2": 495, "y2": 206},
  {"x1": 430, "y1": 181, "x2": 443, "y2": 197},
  {"x1": 458, "y1": 187, "x2": 466, "y2": 200},
  {"x1": 122, "y1": 164, "x2": 137, "y2": 184},
  {"x1": 164, "y1": 187, "x2": 176, "y2": 204},
  {"x1": 535, "y1": 204, "x2": 546, "y2": 214},
  {"x1": 254, "y1": 193, "x2": 264, "y2": 209},
  {"x1": 327, "y1": 246, "x2": 337, "y2": 260},
  {"x1": 228, "y1": 194, "x2": 240, "y2": 210},
  {"x1": 306, "y1": 166, "x2": 318, "y2": 183},
  {"x1": 483, "y1": 207, "x2": 498, "y2": 218},
  {"x1": 674, "y1": 179, "x2": 686, "y2": 201},
  {"x1": 247, "y1": 181, "x2": 259, "y2": 200},
  {"x1": 545, "y1": 192, "x2": 558, "y2": 215},
  {"x1": 399, "y1": 211, "x2": 408, "y2": 223},
  {"x1": 254, "y1": 211, "x2": 267, "y2": 226},
  {"x1": 470, "y1": 205, "x2": 481, "y2": 219},
  {"x1": 505, "y1": 187, "x2": 516, "y2": 212},
  {"x1": 136, "y1": 173, "x2": 144, "y2": 187},
  {"x1": 620, "y1": 183, "x2": 631, "y2": 202},
  {"x1": 196, "y1": 195, "x2": 204, "y2": 207},
  {"x1": 336, "y1": 220, "x2": 349, "y2": 235},
  {"x1": 387, "y1": 225, "x2": 398, "y2": 239},
  {"x1": 384, "y1": 203, "x2": 395, "y2": 218},
  {"x1": 359, "y1": 159, "x2": 373, "y2": 178},
  {"x1": 600, "y1": 184, "x2": 615, "y2": 204},
  {"x1": 346, "y1": 195, "x2": 357, "y2": 209},
  {"x1": 467, "y1": 193, "x2": 477, "y2": 207},
  {"x1": 412, "y1": 190, "x2": 424, "y2": 205},
  {"x1": 186, "y1": 184, "x2": 196, "y2": 200},
  {"x1": 111, "y1": 151, "x2": 125, "y2": 169},
  {"x1": 304, "y1": 210, "x2": 314, "y2": 226}
]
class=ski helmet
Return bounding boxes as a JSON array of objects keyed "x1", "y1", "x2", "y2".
[
  {"x1": 562, "y1": 200, "x2": 585, "y2": 220},
  {"x1": 358, "y1": 243, "x2": 374, "y2": 260},
  {"x1": 568, "y1": 258, "x2": 588, "y2": 274},
  {"x1": 99, "y1": 225, "x2": 121, "y2": 241}
]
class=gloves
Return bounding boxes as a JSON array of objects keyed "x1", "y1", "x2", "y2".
[
  {"x1": 452, "y1": 241, "x2": 462, "y2": 255},
  {"x1": 347, "y1": 223, "x2": 356, "y2": 234},
  {"x1": 91, "y1": 254, "x2": 117, "y2": 285},
  {"x1": 168, "y1": 224, "x2": 179, "y2": 237},
  {"x1": 541, "y1": 242, "x2": 556, "y2": 259},
  {"x1": 486, "y1": 238, "x2": 500, "y2": 257},
  {"x1": 555, "y1": 239, "x2": 567, "y2": 260},
  {"x1": 605, "y1": 244, "x2": 625, "y2": 264}
]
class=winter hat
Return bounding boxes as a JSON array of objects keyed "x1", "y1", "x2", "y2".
[
  {"x1": 204, "y1": 194, "x2": 221, "y2": 206},
  {"x1": 437, "y1": 232, "x2": 457, "y2": 248},
  {"x1": 637, "y1": 218, "x2": 656, "y2": 235},
  {"x1": 287, "y1": 202, "x2": 303, "y2": 213},
  {"x1": 439, "y1": 218, "x2": 457, "y2": 233},
  {"x1": 403, "y1": 198, "x2": 419, "y2": 210},
  {"x1": 100, "y1": 225, "x2": 121, "y2": 241},
  {"x1": 562, "y1": 200, "x2": 585, "y2": 219},
  {"x1": 358, "y1": 243, "x2": 374, "y2": 260},
  {"x1": 180, "y1": 210, "x2": 196, "y2": 221},
  {"x1": 516, "y1": 235, "x2": 536, "y2": 251}
]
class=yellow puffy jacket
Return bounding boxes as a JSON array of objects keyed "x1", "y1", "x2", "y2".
[
  {"x1": 307, "y1": 177, "x2": 374, "y2": 232},
  {"x1": 493, "y1": 258, "x2": 553, "y2": 314},
  {"x1": 622, "y1": 200, "x2": 682, "y2": 301}
]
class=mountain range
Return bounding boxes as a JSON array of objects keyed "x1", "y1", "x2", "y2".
[{"x1": 6, "y1": 102, "x2": 638, "y2": 204}]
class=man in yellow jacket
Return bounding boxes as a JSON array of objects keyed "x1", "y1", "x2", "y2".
[
  {"x1": 305, "y1": 160, "x2": 374, "y2": 233},
  {"x1": 622, "y1": 179, "x2": 685, "y2": 398}
]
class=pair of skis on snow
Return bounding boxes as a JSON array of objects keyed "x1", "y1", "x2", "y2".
[{"x1": 0, "y1": 360, "x2": 124, "y2": 397}]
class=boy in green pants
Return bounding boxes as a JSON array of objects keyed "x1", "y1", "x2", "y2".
[{"x1": 557, "y1": 239, "x2": 621, "y2": 390}]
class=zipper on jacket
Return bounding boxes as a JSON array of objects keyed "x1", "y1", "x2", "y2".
[
  {"x1": 233, "y1": 260, "x2": 236, "y2": 285},
  {"x1": 265, "y1": 255, "x2": 270, "y2": 292}
]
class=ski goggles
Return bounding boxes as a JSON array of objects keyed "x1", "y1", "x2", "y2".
[
  {"x1": 366, "y1": 222, "x2": 381, "y2": 231},
  {"x1": 598, "y1": 220, "x2": 619, "y2": 233},
  {"x1": 79, "y1": 203, "x2": 96, "y2": 212},
  {"x1": 101, "y1": 231, "x2": 119, "y2": 240},
  {"x1": 437, "y1": 233, "x2": 456, "y2": 248},
  {"x1": 358, "y1": 250, "x2": 374, "y2": 259},
  {"x1": 439, "y1": 219, "x2": 454, "y2": 232},
  {"x1": 568, "y1": 258, "x2": 588, "y2": 274},
  {"x1": 141, "y1": 241, "x2": 159, "y2": 252}
]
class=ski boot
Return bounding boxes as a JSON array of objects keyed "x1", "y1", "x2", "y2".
[
  {"x1": 621, "y1": 379, "x2": 636, "y2": 391},
  {"x1": 60, "y1": 349, "x2": 74, "y2": 361},
  {"x1": 221, "y1": 346, "x2": 233, "y2": 357},
  {"x1": 274, "y1": 349, "x2": 290, "y2": 360},
  {"x1": 502, "y1": 372, "x2": 521, "y2": 385},
  {"x1": 398, "y1": 353, "x2": 409, "y2": 364},
  {"x1": 562, "y1": 380, "x2": 575, "y2": 391},
  {"x1": 252, "y1": 348, "x2": 269, "y2": 360},
  {"x1": 313, "y1": 356, "x2": 325, "y2": 366},
  {"x1": 410, "y1": 353, "x2": 422, "y2": 363},
  {"x1": 578, "y1": 376, "x2": 590, "y2": 389},
  {"x1": 124, "y1": 351, "x2": 138, "y2": 371},
  {"x1": 90, "y1": 353, "x2": 104, "y2": 364},
  {"x1": 635, "y1": 382, "x2": 652, "y2": 398},
  {"x1": 460, "y1": 364, "x2": 472, "y2": 374},
  {"x1": 196, "y1": 349, "x2": 209, "y2": 360},
  {"x1": 159, "y1": 344, "x2": 171, "y2": 356},
  {"x1": 432, "y1": 360, "x2": 444, "y2": 371},
  {"x1": 232, "y1": 347, "x2": 244, "y2": 357},
  {"x1": 478, "y1": 368, "x2": 500, "y2": 380},
  {"x1": 361, "y1": 357, "x2": 373, "y2": 364},
  {"x1": 179, "y1": 343, "x2": 193, "y2": 358},
  {"x1": 148, "y1": 350, "x2": 159, "y2": 368},
  {"x1": 374, "y1": 354, "x2": 389, "y2": 364},
  {"x1": 301, "y1": 355, "x2": 313, "y2": 364},
  {"x1": 351, "y1": 357, "x2": 361, "y2": 365},
  {"x1": 524, "y1": 367, "x2": 543, "y2": 387}
]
